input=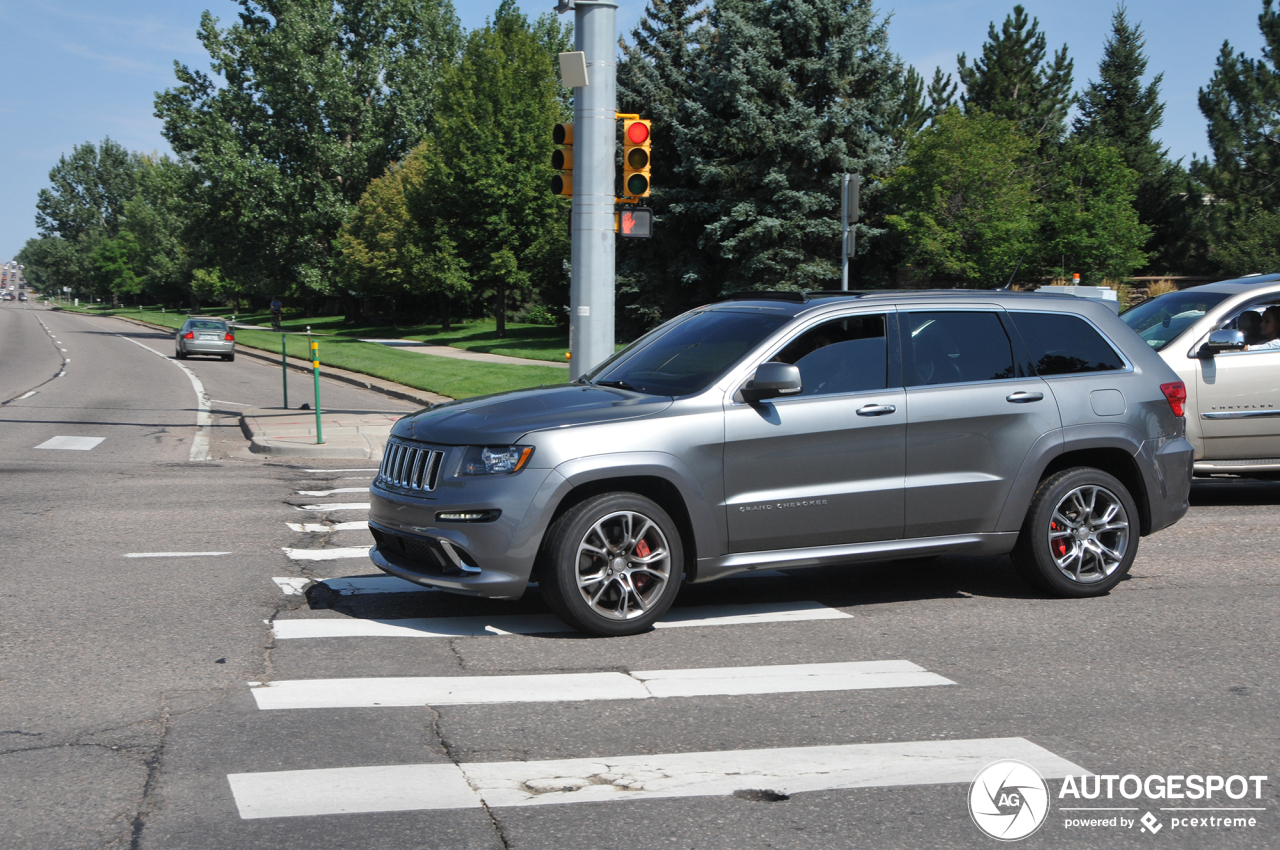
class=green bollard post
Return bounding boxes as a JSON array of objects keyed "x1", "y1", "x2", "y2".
[
  {"x1": 310, "y1": 331, "x2": 323, "y2": 444},
  {"x1": 281, "y1": 333, "x2": 289, "y2": 410}
]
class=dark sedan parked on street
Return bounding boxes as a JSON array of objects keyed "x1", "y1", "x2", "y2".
[{"x1": 175, "y1": 317, "x2": 236, "y2": 361}]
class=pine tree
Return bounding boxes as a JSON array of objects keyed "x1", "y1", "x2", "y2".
[
  {"x1": 1074, "y1": 6, "x2": 1188, "y2": 273},
  {"x1": 616, "y1": 0, "x2": 713, "y2": 332},
  {"x1": 617, "y1": 0, "x2": 903, "y2": 317},
  {"x1": 927, "y1": 67, "x2": 958, "y2": 116},
  {"x1": 957, "y1": 4, "x2": 1073, "y2": 141},
  {"x1": 892, "y1": 67, "x2": 928, "y2": 147},
  {"x1": 1196, "y1": 0, "x2": 1280, "y2": 274}
]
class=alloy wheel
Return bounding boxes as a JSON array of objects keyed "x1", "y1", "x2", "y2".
[
  {"x1": 1046, "y1": 484, "x2": 1130, "y2": 584},
  {"x1": 573, "y1": 510, "x2": 672, "y2": 621}
]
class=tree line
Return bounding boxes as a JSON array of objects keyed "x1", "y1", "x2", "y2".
[{"x1": 17, "y1": 0, "x2": 1280, "y2": 336}]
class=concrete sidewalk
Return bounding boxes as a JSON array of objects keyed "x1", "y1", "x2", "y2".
[
  {"x1": 360, "y1": 338, "x2": 569, "y2": 368},
  {"x1": 241, "y1": 408, "x2": 404, "y2": 460}
]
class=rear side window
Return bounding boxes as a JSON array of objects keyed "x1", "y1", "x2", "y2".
[
  {"x1": 1010, "y1": 312, "x2": 1125, "y2": 375},
  {"x1": 904, "y1": 312, "x2": 1015, "y2": 386}
]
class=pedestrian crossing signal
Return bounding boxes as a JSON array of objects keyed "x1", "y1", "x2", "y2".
[{"x1": 615, "y1": 207, "x2": 653, "y2": 238}]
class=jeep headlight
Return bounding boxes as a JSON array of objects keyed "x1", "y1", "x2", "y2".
[{"x1": 461, "y1": 445, "x2": 534, "y2": 475}]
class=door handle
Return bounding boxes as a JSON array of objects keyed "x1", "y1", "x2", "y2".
[
  {"x1": 1006, "y1": 391, "x2": 1045, "y2": 403},
  {"x1": 856, "y1": 403, "x2": 897, "y2": 416}
]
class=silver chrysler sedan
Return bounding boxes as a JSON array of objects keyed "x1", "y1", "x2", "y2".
[
  {"x1": 1120, "y1": 274, "x2": 1280, "y2": 477},
  {"x1": 175, "y1": 317, "x2": 236, "y2": 361},
  {"x1": 368, "y1": 290, "x2": 1194, "y2": 635}
]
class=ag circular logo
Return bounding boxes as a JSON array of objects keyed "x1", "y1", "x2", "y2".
[{"x1": 969, "y1": 760, "x2": 1050, "y2": 841}]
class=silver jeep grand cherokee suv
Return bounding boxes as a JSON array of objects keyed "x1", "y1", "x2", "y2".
[{"x1": 369, "y1": 290, "x2": 1194, "y2": 635}]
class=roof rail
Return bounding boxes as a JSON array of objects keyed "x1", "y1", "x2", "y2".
[{"x1": 718, "y1": 290, "x2": 866, "y2": 303}]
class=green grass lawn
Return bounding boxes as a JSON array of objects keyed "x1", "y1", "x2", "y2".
[{"x1": 56, "y1": 304, "x2": 568, "y2": 399}]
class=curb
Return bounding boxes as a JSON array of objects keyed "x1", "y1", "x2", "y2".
[{"x1": 101, "y1": 314, "x2": 451, "y2": 409}]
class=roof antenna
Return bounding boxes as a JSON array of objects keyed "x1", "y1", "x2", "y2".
[{"x1": 1000, "y1": 258, "x2": 1023, "y2": 291}]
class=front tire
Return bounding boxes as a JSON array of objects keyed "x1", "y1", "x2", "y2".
[
  {"x1": 1011, "y1": 467, "x2": 1139, "y2": 597},
  {"x1": 540, "y1": 493, "x2": 683, "y2": 636}
]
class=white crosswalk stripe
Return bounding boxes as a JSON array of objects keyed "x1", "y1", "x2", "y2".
[
  {"x1": 281, "y1": 546, "x2": 371, "y2": 561},
  {"x1": 295, "y1": 487, "x2": 369, "y2": 496},
  {"x1": 271, "y1": 601, "x2": 852, "y2": 639},
  {"x1": 249, "y1": 661, "x2": 955, "y2": 710},
  {"x1": 295, "y1": 502, "x2": 370, "y2": 511},
  {"x1": 227, "y1": 738, "x2": 1089, "y2": 819}
]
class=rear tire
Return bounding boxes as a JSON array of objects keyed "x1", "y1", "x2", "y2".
[
  {"x1": 1011, "y1": 467, "x2": 1139, "y2": 597},
  {"x1": 539, "y1": 493, "x2": 683, "y2": 636},
  {"x1": 223, "y1": 352, "x2": 235, "y2": 361},
  {"x1": 175, "y1": 348, "x2": 186, "y2": 360}
]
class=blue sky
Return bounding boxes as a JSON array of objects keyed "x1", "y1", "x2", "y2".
[{"x1": 0, "y1": 0, "x2": 1267, "y2": 260}]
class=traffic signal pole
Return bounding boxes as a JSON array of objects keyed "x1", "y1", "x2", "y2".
[{"x1": 558, "y1": 0, "x2": 617, "y2": 380}]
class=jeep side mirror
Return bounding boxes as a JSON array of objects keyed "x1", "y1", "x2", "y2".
[
  {"x1": 740, "y1": 362, "x2": 802, "y2": 403},
  {"x1": 1199, "y1": 328, "x2": 1246, "y2": 358}
]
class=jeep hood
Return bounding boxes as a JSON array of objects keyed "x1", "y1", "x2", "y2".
[{"x1": 392, "y1": 383, "x2": 673, "y2": 445}]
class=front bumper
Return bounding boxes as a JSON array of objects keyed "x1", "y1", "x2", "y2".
[{"x1": 368, "y1": 464, "x2": 568, "y2": 599}]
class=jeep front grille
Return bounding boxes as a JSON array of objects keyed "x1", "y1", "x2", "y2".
[{"x1": 378, "y1": 438, "x2": 444, "y2": 492}]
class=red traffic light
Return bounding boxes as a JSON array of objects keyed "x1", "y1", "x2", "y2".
[{"x1": 626, "y1": 121, "x2": 650, "y2": 145}]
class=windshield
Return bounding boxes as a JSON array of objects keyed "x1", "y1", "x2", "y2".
[
  {"x1": 1120, "y1": 290, "x2": 1230, "y2": 351},
  {"x1": 585, "y1": 309, "x2": 790, "y2": 396}
]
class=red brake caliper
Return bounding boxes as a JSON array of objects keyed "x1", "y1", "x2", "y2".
[
  {"x1": 1050, "y1": 521, "x2": 1067, "y2": 557},
  {"x1": 632, "y1": 539, "x2": 651, "y2": 591}
]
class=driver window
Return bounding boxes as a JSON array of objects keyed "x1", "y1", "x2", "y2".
[
  {"x1": 772, "y1": 314, "x2": 888, "y2": 396},
  {"x1": 1220, "y1": 302, "x2": 1280, "y2": 351}
]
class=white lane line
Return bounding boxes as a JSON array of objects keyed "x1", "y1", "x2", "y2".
[
  {"x1": 282, "y1": 546, "x2": 372, "y2": 561},
  {"x1": 296, "y1": 487, "x2": 368, "y2": 497},
  {"x1": 35, "y1": 436, "x2": 105, "y2": 450},
  {"x1": 285, "y1": 521, "x2": 369, "y2": 533},
  {"x1": 272, "y1": 575, "x2": 431, "y2": 596},
  {"x1": 227, "y1": 737, "x2": 1088, "y2": 819},
  {"x1": 271, "y1": 601, "x2": 851, "y2": 640},
  {"x1": 115, "y1": 335, "x2": 211, "y2": 462},
  {"x1": 124, "y1": 551, "x2": 232, "y2": 558},
  {"x1": 296, "y1": 503, "x2": 370, "y2": 512},
  {"x1": 250, "y1": 661, "x2": 954, "y2": 710},
  {"x1": 304, "y1": 468, "x2": 378, "y2": 473},
  {"x1": 18, "y1": 391, "x2": 37, "y2": 399}
]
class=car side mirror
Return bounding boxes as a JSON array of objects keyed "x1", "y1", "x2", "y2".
[
  {"x1": 1199, "y1": 328, "x2": 1246, "y2": 358},
  {"x1": 740, "y1": 362, "x2": 803, "y2": 403}
]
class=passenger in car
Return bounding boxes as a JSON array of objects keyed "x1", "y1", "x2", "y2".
[{"x1": 1247, "y1": 306, "x2": 1280, "y2": 350}]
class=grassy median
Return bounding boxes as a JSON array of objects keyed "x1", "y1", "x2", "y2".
[{"x1": 57, "y1": 304, "x2": 570, "y2": 399}]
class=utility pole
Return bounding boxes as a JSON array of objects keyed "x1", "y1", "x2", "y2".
[
  {"x1": 557, "y1": 0, "x2": 616, "y2": 380},
  {"x1": 841, "y1": 173, "x2": 860, "y2": 291}
]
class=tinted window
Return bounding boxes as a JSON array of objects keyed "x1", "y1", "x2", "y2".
[
  {"x1": 587, "y1": 309, "x2": 790, "y2": 396},
  {"x1": 773, "y1": 314, "x2": 888, "y2": 396},
  {"x1": 1120, "y1": 290, "x2": 1229, "y2": 350},
  {"x1": 1010, "y1": 312, "x2": 1125, "y2": 375},
  {"x1": 905, "y1": 312, "x2": 1015, "y2": 386}
]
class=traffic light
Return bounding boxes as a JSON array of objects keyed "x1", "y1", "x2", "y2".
[
  {"x1": 551, "y1": 122, "x2": 573, "y2": 196},
  {"x1": 616, "y1": 207, "x2": 653, "y2": 239},
  {"x1": 622, "y1": 118, "x2": 651, "y2": 198}
]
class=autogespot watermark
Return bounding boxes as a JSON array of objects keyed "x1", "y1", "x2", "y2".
[{"x1": 969, "y1": 763, "x2": 1269, "y2": 840}]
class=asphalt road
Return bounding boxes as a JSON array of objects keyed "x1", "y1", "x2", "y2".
[{"x1": 1, "y1": 301, "x2": 1276, "y2": 849}]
